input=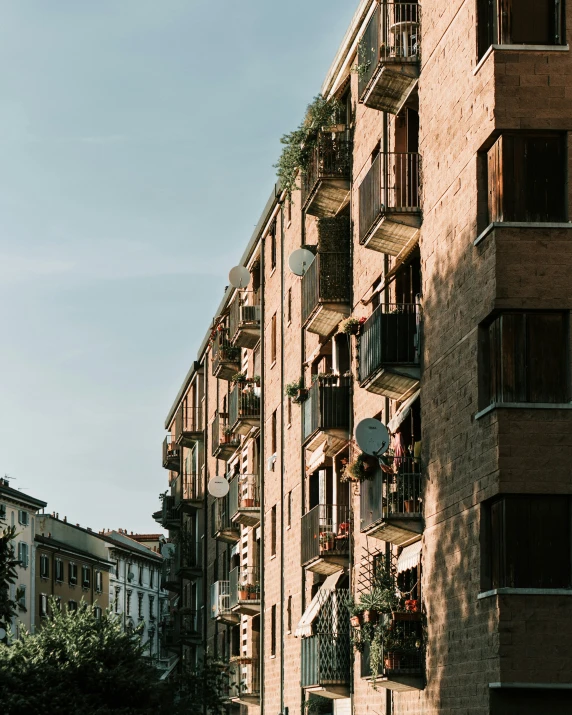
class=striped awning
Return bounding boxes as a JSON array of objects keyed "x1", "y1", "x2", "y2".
[
  {"x1": 396, "y1": 541, "x2": 422, "y2": 573},
  {"x1": 387, "y1": 389, "x2": 420, "y2": 434},
  {"x1": 294, "y1": 571, "x2": 344, "y2": 638}
]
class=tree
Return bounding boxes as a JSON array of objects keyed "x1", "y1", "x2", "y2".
[
  {"x1": 175, "y1": 654, "x2": 230, "y2": 715},
  {"x1": 0, "y1": 599, "x2": 178, "y2": 715},
  {"x1": 0, "y1": 524, "x2": 19, "y2": 629}
]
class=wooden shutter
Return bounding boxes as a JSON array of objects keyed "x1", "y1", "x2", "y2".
[
  {"x1": 487, "y1": 136, "x2": 503, "y2": 222},
  {"x1": 527, "y1": 313, "x2": 567, "y2": 402},
  {"x1": 507, "y1": 0, "x2": 555, "y2": 45}
]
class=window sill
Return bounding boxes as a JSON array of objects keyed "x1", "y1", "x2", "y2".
[
  {"x1": 474, "y1": 44, "x2": 569, "y2": 75},
  {"x1": 474, "y1": 221, "x2": 572, "y2": 247},
  {"x1": 475, "y1": 402, "x2": 572, "y2": 420},
  {"x1": 479, "y1": 587, "x2": 572, "y2": 599}
]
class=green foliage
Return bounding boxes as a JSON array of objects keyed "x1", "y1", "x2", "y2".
[
  {"x1": 274, "y1": 94, "x2": 343, "y2": 198},
  {"x1": 341, "y1": 452, "x2": 378, "y2": 482},
  {"x1": 0, "y1": 524, "x2": 19, "y2": 627},
  {"x1": 304, "y1": 694, "x2": 333, "y2": 714},
  {"x1": 174, "y1": 655, "x2": 230, "y2": 715},
  {"x1": 284, "y1": 377, "x2": 304, "y2": 398},
  {"x1": 0, "y1": 598, "x2": 177, "y2": 715}
]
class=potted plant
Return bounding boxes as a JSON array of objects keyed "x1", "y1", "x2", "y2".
[
  {"x1": 340, "y1": 316, "x2": 366, "y2": 335},
  {"x1": 347, "y1": 597, "x2": 363, "y2": 630},
  {"x1": 252, "y1": 374, "x2": 261, "y2": 387},
  {"x1": 238, "y1": 583, "x2": 248, "y2": 601},
  {"x1": 319, "y1": 531, "x2": 335, "y2": 551},
  {"x1": 342, "y1": 453, "x2": 379, "y2": 482},
  {"x1": 285, "y1": 378, "x2": 308, "y2": 404},
  {"x1": 231, "y1": 372, "x2": 247, "y2": 384}
]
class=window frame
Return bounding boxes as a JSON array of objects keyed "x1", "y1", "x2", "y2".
[
  {"x1": 69, "y1": 562, "x2": 78, "y2": 586},
  {"x1": 40, "y1": 553, "x2": 50, "y2": 579}
]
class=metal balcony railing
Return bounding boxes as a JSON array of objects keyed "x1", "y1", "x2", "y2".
[
  {"x1": 229, "y1": 567, "x2": 261, "y2": 609},
  {"x1": 161, "y1": 557, "x2": 178, "y2": 590},
  {"x1": 359, "y1": 152, "x2": 421, "y2": 244},
  {"x1": 301, "y1": 504, "x2": 350, "y2": 567},
  {"x1": 174, "y1": 405, "x2": 203, "y2": 444},
  {"x1": 236, "y1": 660, "x2": 260, "y2": 699},
  {"x1": 361, "y1": 619, "x2": 423, "y2": 678},
  {"x1": 212, "y1": 412, "x2": 241, "y2": 458},
  {"x1": 358, "y1": 3, "x2": 421, "y2": 97},
  {"x1": 302, "y1": 378, "x2": 351, "y2": 443},
  {"x1": 213, "y1": 494, "x2": 239, "y2": 542},
  {"x1": 212, "y1": 331, "x2": 241, "y2": 378},
  {"x1": 175, "y1": 529, "x2": 202, "y2": 573},
  {"x1": 177, "y1": 610, "x2": 202, "y2": 641},
  {"x1": 211, "y1": 580, "x2": 231, "y2": 619},
  {"x1": 229, "y1": 474, "x2": 260, "y2": 518},
  {"x1": 229, "y1": 384, "x2": 260, "y2": 429},
  {"x1": 360, "y1": 455, "x2": 422, "y2": 531},
  {"x1": 358, "y1": 303, "x2": 420, "y2": 384},
  {"x1": 301, "y1": 252, "x2": 351, "y2": 326},
  {"x1": 301, "y1": 133, "x2": 352, "y2": 209},
  {"x1": 161, "y1": 495, "x2": 178, "y2": 527},
  {"x1": 229, "y1": 291, "x2": 261, "y2": 343},
  {"x1": 162, "y1": 435, "x2": 180, "y2": 470}
]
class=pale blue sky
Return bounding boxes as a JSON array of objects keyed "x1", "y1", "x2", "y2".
[{"x1": 0, "y1": 1, "x2": 356, "y2": 532}]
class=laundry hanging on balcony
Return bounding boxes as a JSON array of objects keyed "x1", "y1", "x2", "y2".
[
  {"x1": 396, "y1": 540, "x2": 422, "y2": 573},
  {"x1": 387, "y1": 389, "x2": 420, "y2": 433},
  {"x1": 294, "y1": 571, "x2": 344, "y2": 638}
]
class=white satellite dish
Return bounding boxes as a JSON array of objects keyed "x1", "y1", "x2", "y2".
[
  {"x1": 208, "y1": 476, "x2": 229, "y2": 498},
  {"x1": 160, "y1": 543, "x2": 175, "y2": 558},
  {"x1": 229, "y1": 266, "x2": 251, "y2": 289},
  {"x1": 288, "y1": 248, "x2": 315, "y2": 277},
  {"x1": 355, "y1": 418, "x2": 390, "y2": 457}
]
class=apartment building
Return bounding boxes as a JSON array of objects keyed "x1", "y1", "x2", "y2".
[
  {"x1": 0, "y1": 478, "x2": 47, "y2": 635},
  {"x1": 158, "y1": 1, "x2": 572, "y2": 713}
]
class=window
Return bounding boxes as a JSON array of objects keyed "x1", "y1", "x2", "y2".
[
  {"x1": 486, "y1": 134, "x2": 566, "y2": 224},
  {"x1": 68, "y1": 600, "x2": 78, "y2": 613},
  {"x1": 287, "y1": 595, "x2": 292, "y2": 633},
  {"x1": 287, "y1": 397, "x2": 292, "y2": 426},
  {"x1": 286, "y1": 491, "x2": 291, "y2": 528},
  {"x1": 286, "y1": 198, "x2": 292, "y2": 225},
  {"x1": 95, "y1": 570, "x2": 103, "y2": 593},
  {"x1": 477, "y1": 0, "x2": 564, "y2": 59},
  {"x1": 0, "y1": 503, "x2": 6, "y2": 520},
  {"x1": 82, "y1": 565, "x2": 91, "y2": 589},
  {"x1": 39, "y1": 593, "x2": 48, "y2": 618},
  {"x1": 94, "y1": 606, "x2": 102, "y2": 620},
  {"x1": 40, "y1": 553, "x2": 49, "y2": 578},
  {"x1": 114, "y1": 588, "x2": 120, "y2": 614},
  {"x1": 270, "y1": 313, "x2": 277, "y2": 364},
  {"x1": 55, "y1": 558, "x2": 64, "y2": 583},
  {"x1": 270, "y1": 505, "x2": 277, "y2": 557},
  {"x1": 270, "y1": 220, "x2": 277, "y2": 270},
  {"x1": 138, "y1": 592, "x2": 144, "y2": 618},
  {"x1": 127, "y1": 590, "x2": 132, "y2": 614},
  {"x1": 482, "y1": 495, "x2": 571, "y2": 590},
  {"x1": 271, "y1": 409, "x2": 277, "y2": 455},
  {"x1": 17, "y1": 585, "x2": 26, "y2": 610},
  {"x1": 18, "y1": 542, "x2": 29, "y2": 568},
  {"x1": 149, "y1": 568, "x2": 154, "y2": 589},
  {"x1": 149, "y1": 595, "x2": 155, "y2": 620},
  {"x1": 138, "y1": 565, "x2": 143, "y2": 586},
  {"x1": 270, "y1": 604, "x2": 277, "y2": 656},
  {"x1": 18, "y1": 510, "x2": 29, "y2": 526},
  {"x1": 481, "y1": 311, "x2": 568, "y2": 406},
  {"x1": 69, "y1": 562, "x2": 77, "y2": 585},
  {"x1": 287, "y1": 287, "x2": 292, "y2": 324}
]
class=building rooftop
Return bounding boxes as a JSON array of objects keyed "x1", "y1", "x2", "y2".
[{"x1": 0, "y1": 477, "x2": 47, "y2": 510}]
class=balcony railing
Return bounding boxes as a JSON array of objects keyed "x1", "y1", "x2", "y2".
[
  {"x1": 212, "y1": 331, "x2": 241, "y2": 380},
  {"x1": 214, "y1": 494, "x2": 240, "y2": 543},
  {"x1": 303, "y1": 378, "x2": 351, "y2": 443},
  {"x1": 301, "y1": 133, "x2": 352, "y2": 216},
  {"x1": 162, "y1": 435, "x2": 181, "y2": 472},
  {"x1": 232, "y1": 660, "x2": 261, "y2": 702},
  {"x1": 172, "y1": 471, "x2": 203, "y2": 510},
  {"x1": 229, "y1": 384, "x2": 260, "y2": 433},
  {"x1": 359, "y1": 152, "x2": 421, "y2": 252},
  {"x1": 359, "y1": 3, "x2": 421, "y2": 113},
  {"x1": 229, "y1": 291, "x2": 261, "y2": 350},
  {"x1": 229, "y1": 566, "x2": 261, "y2": 610},
  {"x1": 161, "y1": 557, "x2": 179, "y2": 591},
  {"x1": 359, "y1": 303, "x2": 420, "y2": 383},
  {"x1": 301, "y1": 252, "x2": 351, "y2": 327},
  {"x1": 361, "y1": 619, "x2": 423, "y2": 681},
  {"x1": 211, "y1": 580, "x2": 231, "y2": 620},
  {"x1": 175, "y1": 530, "x2": 202, "y2": 574},
  {"x1": 212, "y1": 412, "x2": 241, "y2": 459},
  {"x1": 174, "y1": 405, "x2": 203, "y2": 447},
  {"x1": 161, "y1": 495, "x2": 178, "y2": 529},
  {"x1": 301, "y1": 504, "x2": 350, "y2": 568},
  {"x1": 177, "y1": 610, "x2": 202, "y2": 643},
  {"x1": 229, "y1": 474, "x2": 260, "y2": 526}
]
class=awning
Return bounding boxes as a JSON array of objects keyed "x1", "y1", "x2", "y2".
[
  {"x1": 396, "y1": 541, "x2": 422, "y2": 573},
  {"x1": 294, "y1": 571, "x2": 344, "y2": 638},
  {"x1": 231, "y1": 542, "x2": 240, "y2": 558},
  {"x1": 160, "y1": 657, "x2": 179, "y2": 681},
  {"x1": 387, "y1": 389, "x2": 420, "y2": 434}
]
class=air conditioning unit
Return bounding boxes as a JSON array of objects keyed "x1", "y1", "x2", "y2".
[{"x1": 240, "y1": 305, "x2": 261, "y2": 324}]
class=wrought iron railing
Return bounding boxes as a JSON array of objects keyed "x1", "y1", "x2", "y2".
[
  {"x1": 229, "y1": 474, "x2": 260, "y2": 518},
  {"x1": 214, "y1": 494, "x2": 238, "y2": 537},
  {"x1": 301, "y1": 588, "x2": 351, "y2": 687},
  {"x1": 358, "y1": 303, "x2": 420, "y2": 384},
  {"x1": 361, "y1": 619, "x2": 423, "y2": 678},
  {"x1": 229, "y1": 384, "x2": 260, "y2": 428},
  {"x1": 161, "y1": 557, "x2": 178, "y2": 589},
  {"x1": 301, "y1": 133, "x2": 352, "y2": 209},
  {"x1": 175, "y1": 404, "x2": 203, "y2": 442},
  {"x1": 177, "y1": 610, "x2": 202, "y2": 640},
  {"x1": 172, "y1": 471, "x2": 203, "y2": 507},
  {"x1": 302, "y1": 377, "x2": 351, "y2": 442},
  {"x1": 301, "y1": 504, "x2": 350, "y2": 567},
  {"x1": 175, "y1": 528, "x2": 202, "y2": 572},
  {"x1": 301, "y1": 252, "x2": 351, "y2": 325},
  {"x1": 162, "y1": 435, "x2": 180, "y2": 469},
  {"x1": 161, "y1": 495, "x2": 177, "y2": 526},
  {"x1": 212, "y1": 412, "x2": 241, "y2": 457},
  {"x1": 212, "y1": 332, "x2": 241, "y2": 376},
  {"x1": 229, "y1": 291, "x2": 261, "y2": 343},
  {"x1": 229, "y1": 566, "x2": 261, "y2": 609},
  {"x1": 360, "y1": 455, "x2": 422, "y2": 531},
  {"x1": 235, "y1": 660, "x2": 261, "y2": 699},
  {"x1": 358, "y1": 3, "x2": 421, "y2": 96},
  {"x1": 359, "y1": 152, "x2": 421, "y2": 243},
  {"x1": 210, "y1": 580, "x2": 231, "y2": 619}
]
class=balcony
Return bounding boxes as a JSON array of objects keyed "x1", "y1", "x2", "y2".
[
  {"x1": 210, "y1": 580, "x2": 239, "y2": 625},
  {"x1": 359, "y1": 3, "x2": 421, "y2": 115},
  {"x1": 173, "y1": 470, "x2": 203, "y2": 513},
  {"x1": 300, "y1": 589, "x2": 351, "y2": 699},
  {"x1": 303, "y1": 378, "x2": 351, "y2": 453},
  {"x1": 359, "y1": 152, "x2": 421, "y2": 255},
  {"x1": 360, "y1": 456, "x2": 422, "y2": 546},
  {"x1": 174, "y1": 405, "x2": 203, "y2": 448},
  {"x1": 230, "y1": 660, "x2": 261, "y2": 705},
  {"x1": 159, "y1": 615, "x2": 177, "y2": 652},
  {"x1": 229, "y1": 292, "x2": 261, "y2": 350},
  {"x1": 212, "y1": 412, "x2": 241, "y2": 460},
  {"x1": 361, "y1": 617, "x2": 424, "y2": 692},
  {"x1": 301, "y1": 132, "x2": 352, "y2": 217},
  {"x1": 229, "y1": 384, "x2": 260, "y2": 436},
  {"x1": 301, "y1": 504, "x2": 350, "y2": 575},
  {"x1": 212, "y1": 332, "x2": 241, "y2": 381},
  {"x1": 358, "y1": 303, "x2": 420, "y2": 400},
  {"x1": 162, "y1": 435, "x2": 181, "y2": 472},
  {"x1": 160, "y1": 495, "x2": 179, "y2": 531},
  {"x1": 176, "y1": 609, "x2": 202, "y2": 645},
  {"x1": 229, "y1": 566, "x2": 260, "y2": 616},
  {"x1": 229, "y1": 474, "x2": 260, "y2": 527},
  {"x1": 213, "y1": 494, "x2": 240, "y2": 544},
  {"x1": 302, "y1": 252, "x2": 351, "y2": 337},
  {"x1": 161, "y1": 557, "x2": 179, "y2": 592},
  {"x1": 175, "y1": 531, "x2": 202, "y2": 578}
]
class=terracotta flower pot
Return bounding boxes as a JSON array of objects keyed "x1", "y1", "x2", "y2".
[
  {"x1": 385, "y1": 652, "x2": 401, "y2": 670},
  {"x1": 239, "y1": 590, "x2": 248, "y2": 601},
  {"x1": 404, "y1": 499, "x2": 416, "y2": 513},
  {"x1": 350, "y1": 615, "x2": 362, "y2": 629},
  {"x1": 362, "y1": 609, "x2": 378, "y2": 624},
  {"x1": 243, "y1": 499, "x2": 254, "y2": 508}
]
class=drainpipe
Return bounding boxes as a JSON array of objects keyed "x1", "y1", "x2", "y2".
[
  {"x1": 259, "y1": 219, "x2": 266, "y2": 715},
  {"x1": 203, "y1": 364, "x2": 209, "y2": 659},
  {"x1": 300, "y1": 198, "x2": 307, "y2": 715},
  {"x1": 280, "y1": 202, "x2": 286, "y2": 714}
]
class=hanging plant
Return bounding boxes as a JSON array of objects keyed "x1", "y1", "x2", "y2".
[
  {"x1": 274, "y1": 94, "x2": 343, "y2": 199},
  {"x1": 340, "y1": 316, "x2": 367, "y2": 335},
  {"x1": 285, "y1": 378, "x2": 308, "y2": 403},
  {"x1": 231, "y1": 372, "x2": 247, "y2": 383},
  {"x1": 341, "y1": 452, "x2": 378, "y2": 482}
]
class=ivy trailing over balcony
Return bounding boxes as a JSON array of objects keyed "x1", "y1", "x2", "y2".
[{"x1": 274, "y1": 94, "x2": 343, "y2": 199}]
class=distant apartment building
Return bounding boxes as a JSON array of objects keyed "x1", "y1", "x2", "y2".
[
  {"x1": 157, "y1": 1, "x2": 572, "y2": 714},
  {"x1": 0, "y1": 477, "x2": 47, "y2": 635}
]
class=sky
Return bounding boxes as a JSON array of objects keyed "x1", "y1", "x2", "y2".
[{"x1": 0, "y1": 0, "x2": 357, "y2": 533}]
